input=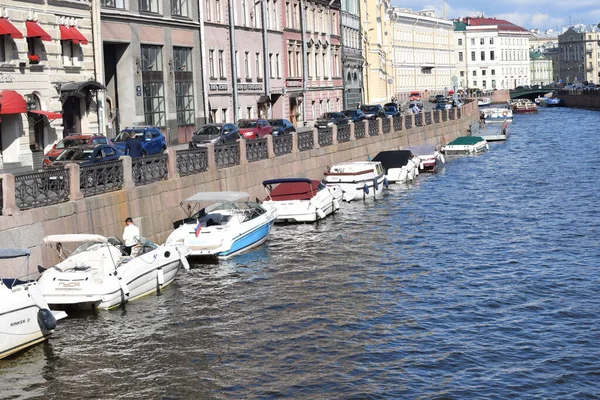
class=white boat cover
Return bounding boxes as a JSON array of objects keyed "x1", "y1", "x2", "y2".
[
  {"x1": 0, "y1": 248, "x2": 30, "y2": 259},
  {"x1": 406, "y1": 145, "x2": 436, "y2": 156},
  {"x1": 43, "y1": 234, "x2": 109, "y2": 244},
  {"x1": 183, "y1": 191, "x2": 249, "y2": 203}
]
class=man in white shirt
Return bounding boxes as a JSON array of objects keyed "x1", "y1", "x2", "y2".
[{"x1": 122, "y1": 217, "x2": 140, "y2": 256}]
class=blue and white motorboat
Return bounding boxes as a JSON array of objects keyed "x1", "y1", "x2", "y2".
[
  {"x1": 167, "y1": 192, "x2": 277, "y2": 259},
  {"x1": 540, "y1": 97, "x2": 563, "y2": 107},
  {"x1": 0, "y1": 248, "x2": 67, "y2": 359}
]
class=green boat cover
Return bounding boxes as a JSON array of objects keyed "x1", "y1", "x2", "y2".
[{"x1": 447, "y1": 136, "x2": 484, "y2": 146}]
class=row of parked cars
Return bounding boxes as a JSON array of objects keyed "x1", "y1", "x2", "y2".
[{"x1": 313, "y1": 103, "x2": 403, "y2": 129}]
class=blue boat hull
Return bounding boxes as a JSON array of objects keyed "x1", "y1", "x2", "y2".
[{"x1": 218, "y1": 219, "x2": 274, "y2": 259}]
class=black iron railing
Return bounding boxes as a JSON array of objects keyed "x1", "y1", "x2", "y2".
[
  {"x1": 14, "y1": 168, "x2": 70, "y2": 210},
  {"x1": 457, "y1": 108, "x2": 462, "y2": 119},
  {"x1": 368, "y1": 120, "x2": 379, "y2": 136},
  {"x1": 81, "y1": 160, "x2": 124, "y2": 197},
  {"x1": 298, "y1": 131, "x2": 314, "y2": 151},
  {"x1": 424, "y1": 111, "x2": 432, "y2": 125},
  {"x1": 382, "y1": 118, "x2": 391, "y2": 134},
  {"x1": 405, "y1": 115, "x2": 413, "y2": 130},
  {"x1": 337, "y1": 125, "x2": 350, "y2": 142},
  {"x1": 215, "y1": 142, "x2": 241, "y2": 168},
  {"x1": 393, "y1": 116, "x2": 402, "y2": 131},
  {"x1": 434, "y1": 111, "x2": 441, "y2": 123},
  {"x1": 441, "y1": 110, "x2": 448, "y2": 122},
  {"x1": 133, "y1": 154, "x2": 168, "y2": 186},
  {"x1": 247, "y1": 138, "x2": 268, "y2": 162},
  {"x1": 273, "y1": 134, "x2": 293, "y2": 156},
  {"x1": 176, "y1": 148, "x2": 208, "y2": 177},
  {"x1": 318, "y1": 128, "x2": 333, "y2": 146},
  {"x1": 449, "y1": 109, "x2": 455, "y2": 120},
  {"x1": 354, "y1": 121, "x2": 366, "y2": 139},
  {"x1": 414, "y1": 113, "x2": 423, "y2": 127}
]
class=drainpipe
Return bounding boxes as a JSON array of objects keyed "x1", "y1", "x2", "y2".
[
  {"x1": 91, "y1": 1, "x2": 104, "y2": 134},
  {"x1": 411, "y1": 17, "x2": 419, "y2": 91},
  {"x1": 261, "y1": 0, "x2": 270, "y2": 118},
  {"x1": 199, "y1": 0, "x2": 210, "y2": 123},
  {"x1": 300, "y1": 0, "x2": 307, "y2": 122},
  {"x1": 228, "y1": 0, "x2": 239, "y2": 121}
]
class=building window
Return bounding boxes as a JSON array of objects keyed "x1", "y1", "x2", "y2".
[
  {"x1": 490, "y1": 51, "x2": 495, "y2": 60},
  {"x1": 481, "y1": 51, "x2": 485, "y2": 61},
  {"x1": 470, "y1": 38, "x2": 475, "y2": 45},
  {"x1": 141, "y1": 44, "x2": 166, "y2": 127},
  {"x1": 288, "y1": 50, "x2": 293, "y2": 77},
  {"x1": 101, "y1": 0, "x2": 125, "y2": 8},
  {"x1": 471, "y1": 51, "x2": 475, "y2": 61},
  {"x1": 458, "y1": 52, "x2": 463, "y2": 62},
  {"x1": 482, "y1": 70, "x2": 486, "y2": 76},
  {"x1": 209, "y1": 50, "x2": 215, "y2": 78},
  {"x1": 247, "y1": 106, "x2": 252, "y2": 118},
  {"x1": 215, "y1": 0, "x2": 221, "y2": 22},
  {"x1": 255, "y1": 52, "x2": 261, "y2": 78},
  {"x1": 244, "y1": 51, "x2": 250, "y2": 78},
  {"x1": 172, "y1": 0, "x2": 189, "y2": 17},
  {"x1": 206, "y1": 0, "x2": 211, "y2": 20},
  {"x1": 480, "y1": 38, "x2": 484, "y2": 45},
  {"x1": 458, "y1": 38, "x2": 462, "y2": 46},
  {"x1": 491, "y1": 69, "x2": 495, "y2": 75},
  {"x1": 61, "y1": 40, "x2": 81, "y2": 67},
  {"x1": 460, "y1": 71, "x2": 464, "y2": 77},
  {"x1": 269, "y1": 53, "x2": 273, "y2": 77},
  {"x1": 218, "y1": 50, "x2": 224, "y2": 77},
  {"x1": 490, "y1": 38, "x2": 494, "y2": 45},
  {"x1": 174, "y1": 47, "x2": 194, "y2": 126},
  {"x1": 276, "y1": 53, "x2": 280, "y2": 78},
  {"x1": 221, "y1": 108, "x2": 227, "y2": 122},
  {"x1": 140, "y1": 0, "x2": 160, "y2": 13},
  {"x1": 242, "y1": 0, "x2": 247, "y2": 25},
  {"x1": 473, "y1": 80, "x2": 477, "y2": 86},
  {"x1": 0, "y1": 36, "x2": 7, "y2": 63}
]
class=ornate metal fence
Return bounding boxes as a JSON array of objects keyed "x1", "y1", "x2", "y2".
[
  {"x1": 368, "y1": 120, "x2": 379, "y2": 136},
  {"x1": 414, "y1": 113, "x2": 423, "y2": 127},
  {"x1": 337, "y1": 124, "x2": 350, "y2": 142},
  {"x1": 393, "y1": 116, "x2": 402, "y2": 132},
  {"x1": 424, "y1": 111, "x2": 432, "y2": 125},
  {"x1": 176, "y1": 148, "x2": 208, "y2": 177},
  {"x1": 441, "y1": 109, "x2": 448, "y2": 122},
  {"x1": 434, "y1": 111, "x2": 441, "y2": 123},
  {"x1": 382, "y1": 118, "x2": 391, "y2": 133},
  {"x1": 133, "y1": 154, "x2": 168, "y2": 186},
  {"x1": 457, "y1": 108, "x2": 462, "y2": 119},
  {"x1": 14, "y1": 168, "x2": 70, "y2": 210},
  {"x1": 318, "y1": 128, "x2": 333, "y2": 146},
  {"x1": 354, "y1": 121, "x2": 366, "y2": 139},
  {"x1": 273, "y1": 134, "x2": 293, "y2": 156},
  {"x1": 215, "y1": 142, "x2": 241, "y2": 168},
  {"x1": 81, "y1": 160, "x2": 124, "y2": 197},
  {"x1": 405, "y1": 115, "x2": 413, "y2": 130},
  {"x1": 298, "y1": 131, "x2": 314, "y2": 151},
  {"x1": 247, "y1": 138, "x2": 268, "y2": 162},
  {"x1": 449, "y1": 109, "x2": 456, "y2": 120}
]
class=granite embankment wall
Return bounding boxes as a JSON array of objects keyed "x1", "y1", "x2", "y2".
[
  {"x1": 0, "y1": 103, "x2": 478, "y2": 274},
  {"x1": 556, "y1": 93, "x2": 600, "y2": 109}
]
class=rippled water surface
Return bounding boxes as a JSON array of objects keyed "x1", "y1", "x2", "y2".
[{"x1": 2, "y1": 107, "x2": 600, "y2": 399}]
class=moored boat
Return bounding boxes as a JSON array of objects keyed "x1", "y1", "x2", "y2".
[
  {"x1": 479, "y1": 120, "x2": 510, "y2": 142},
  {"x1": 540, "y1": 97, "x2": 563, "y2": 107},
  {"x1": 38, "y1": 234, "x2": 191, "y2": 310},
  {"x1": 511, "y1": 99, "x2": 538, "y2": 114},
  {"x1": 477, "y1": 97, "x2": 491, "y2": 106},
  {"x1": 405, "y1": 145, "x2": 445, "y2": 172},
  {"x1": 167, "y1": 192, "x2": 277, "y2": 259},
  {"x1": 483, "y1": 107, "x2": 513, "y2": 124},
  {"x1": 372, "y1": 150, "x2": 420, "y2": 183},
  {"x1": 262, "y1": 178, "x2": 342, "y2": 223},
  {"x1": 442, "y1": 136, "x2": 489, "y2": 155},
  {"x1": 323, "y1": 161, "x2": 386, "y2": 202},
  {"x1": 1, "y1": 248, "x2": 67, "y2": 359}
]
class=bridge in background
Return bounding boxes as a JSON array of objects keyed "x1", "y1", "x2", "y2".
[{"x1": 510, "y1": 88, "x2": 554, "y2": 100}]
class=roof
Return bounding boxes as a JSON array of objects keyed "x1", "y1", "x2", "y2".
[
  {"x1": 0, "y1": 248, "x2": 30, "y2": 259},
  {"x1": 372, "y1": 151, "x2": 414, "y2": 170},
  {"x1": 406, "y1": 145, "x2": 437, "y2": 155},
  {"x1": 44, "y1": 234, "x2": 109, "y2": 244},
  {"x1": 460, "y1": 17, "x2": 527, "y2": 32},
  {"x1": 448, "y1": 136, "x2": 486, "y2": 146},
  {"x1": 264, "y1": 179, "x2": 320, "y2": 201},
  {"x1": 183, "y1": 191, "x2": 249, "y2": 203},
  {"x1": 61, "y1": 81, "x2": 106, "y2": 93}
]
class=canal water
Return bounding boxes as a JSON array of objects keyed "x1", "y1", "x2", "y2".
[{"x1": 2, "y1": 107, "x2": 600, "y2": 399}]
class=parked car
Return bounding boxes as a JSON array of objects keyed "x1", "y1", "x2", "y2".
[
  {"x1": 268, "y1": 119, "x2": 296, "y2": 136},
  {"x1": 435, "y1": 101, "x2": 453, "y2": 110},
  {"x1": 114, "y1": 127, "x2": 167, "y2": 156},
  {"x1": 383, "y1": 103, "x2": 401, "y2": 117},
  {"x1": 430, "y1": 94, "x2": 445, "y2": 103},
  {"x1": 315, "y1": 112, "x2": 349, "y2": 129},
  {"x1": 189, "y1": 123, "x2": 240, "y2": 148},
  {"x1": 236, "y1": 119, "x2": 272, "y2": 139},
  {"x1": 359, "y1": 104, "x2": 386, "y2": 120},
  {"x1": 44, "y1": 134, "x2": 113, "y2": 165},
  {"x1": 407, "y1": 102, "x2": 424, "y2": 112},
  {"x1": 409, "y1": 91, "x2": 421, "y2": 101},
  {"x1": 45, "y1": 144, "x2": 124, "y2": 168},
  {"x1": 342, "y1": 109, "x2": 367, "y2": 123}
]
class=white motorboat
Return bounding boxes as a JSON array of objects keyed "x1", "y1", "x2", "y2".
[
  {"x1": 372, "y1": 150, "x2": 420, "y2": 183},
  {"x1": 405, "y1": 145, "x2": 445, "y2": 172},
  {"x1": 483, "y1": 107, "x2": 513, "y2": 124},
  {"x1": 37, "y1": 234, "x2": 191, "y2": 310},
  {"x1": 323, "y1": 161, "x2": 386, "y2": 202},
  {"x1": 477, "y1": 97, "x2": 491, "y2": 106},
  {"x1": 262, "y1": 178, "x2": 343, "y2": 223},
  {"x1": 167, "y1": 192, "x2": 277, "y2": 259},
  {"x1": 479, "y1": 120, "x2": 510, "y2": 142},
  {"x1": 442, "y1": 136, "x2": 489, "y2": 155},
  {"x1": 1, "y1": 248, "x2": 67, "y2": 359}
]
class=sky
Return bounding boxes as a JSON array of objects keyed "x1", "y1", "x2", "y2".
[{"x1": 391, "y1": 0, "x2": 600, "y2": 31}]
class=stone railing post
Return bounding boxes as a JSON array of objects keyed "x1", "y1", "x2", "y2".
[
  {"x1": 65, "y1": 163, "x2": 83, "y2": 201},
  {"x1": 1, "y1": 173, "x2": 17, "y2": 216},
  {"x1": 291, "y1": 132, "x2": 299, "y2": 153},
  {"x1": 331, "y1": 125, "x2": 338, "y2": 145},
  {"x1": 349, "y1": 121, "x2": 356, "y2": 140},
  {"x1": 238, "y1": 138, "x2": 248, "y2": 164},
  {"x1": 166, "y1": 148, "x2": 179, "y2": 180},
  {"x1": 206, "y1": 143, "x2": 217, "y2": 170},
  {"x1": 266, "y1": 135, "x2": 276, "y2": 159},
  {"x1": 378, "y1": 118, "x2": 383, "y2": 134},
  {"x1": 312, "y1": 127, "x2": 320, "y2": 149},
  {"x1": 120, "y1": 156, "x2": 135, "y2": 189},
  {"x1": 410, "y1": 114, "x2": 415, "y2": 128},
  {"x1": 365, "y1": 119, "x2": 369, "y2": 136}
]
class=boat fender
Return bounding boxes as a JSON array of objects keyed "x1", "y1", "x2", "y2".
[
  {"x1": 157, "y1": 268, "x2": 165, "y2": 286},
  {"x1": 383, "y1": 177, "x2": 389, "y2": 188},
  {"x1": 316, "y1": 208, "x2": 326, "y2": 220},
  {"x1": 118, "y1": 277, "x2": 130, "y2": 298},
  {"x1": 37, "y1": 308, "x2": 57, "y2": 332},
  {"x1": 373, "y1": 178, "x2": 379, "y2": 191},
  {"x1": 486, "y1": 143, "x2": 490, "y2": 150},
  {"x1": 333, "y1": 199, "x2": 340, "y2": 210},
  {"x1": 177, "y1": 248, "x2": 190, "y2": 271},
  {"x1": 502, "y1": 111, "x2": 508, "y2": 117},
  {"x1": 363, "y1": 184, "x2": 369, "y2": 195},
  {"x1": 440, "y1": 154, "x2": 446, "y2": 164}
]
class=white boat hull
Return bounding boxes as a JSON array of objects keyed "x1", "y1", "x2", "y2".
[
  {"x1": 443, "y1": 140, "x2": 489, "y2": 155},
  {"x1": 323, "y1": 161, "x2": 387, "y2": 202},
  {"x1": 386, "y1": 159, "x2": 420, "y2": 183},
  {"x1": 325, "y1": 175, "x2": 385, "y2": 202},
  {"x1": 264, "y1": 186, "x2": 342, "y2": 223}
]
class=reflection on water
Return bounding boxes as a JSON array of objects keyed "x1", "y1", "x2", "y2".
[{"x1": 2, "y1": 108, "x2": 600, "y2": 398}]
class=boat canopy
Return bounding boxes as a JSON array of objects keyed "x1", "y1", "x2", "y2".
[
  {"x1": 406, "y1": 145, "x2": 436, "y2": 156},
  {"x1": 183, "y1": 191, "x2": 249, "y2": 204},
  {"x1": 448, "y1": 136, "x2": 485, "y2": 146},
  {"x1": 372, "y1": 150, "x2": 413, "y2": 169},
  {"x1": 43, "y1": 234, "x2": 109, "y2": 244},
  {"x1": 264, "y1": 179, "x2": 320, "y2": 201},
  {"x1": 0, "y1": 248, "x2": 30, "y2": 259}
]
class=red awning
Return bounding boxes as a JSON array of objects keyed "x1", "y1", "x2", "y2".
[
  {"x1": 29, "y1": 110, "x2": 62, "y2": 119},
  {"x1": 59, "y1": 25, "x2": 76, "y2": 42},
  {"x1": 0, "y1": 18, "x2": 23, "y2": 39},
  {"x1": 0, "y1": 90, "x2": 27, "y2": 115},
  {"x1": 69, "y1": 26, "x2": 88, "y2": 45},
  {"x1": 26, "y1": 21, "x2": 51, "y2": 41}
]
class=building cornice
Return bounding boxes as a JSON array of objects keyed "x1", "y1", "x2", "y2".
[{"x1": 101, "y1": 9, "x2": 200, "y2": 29}]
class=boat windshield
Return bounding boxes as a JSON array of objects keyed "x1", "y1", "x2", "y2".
[{"x1": 70, "y1": 241, "x2": 108, "y2": 257}]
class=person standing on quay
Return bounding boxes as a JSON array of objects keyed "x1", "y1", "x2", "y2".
[
  {"x1": 122, "y1": 217, "x2": 140, "y2": 256},
  {"x1": 126, "y1": 132, "x2": 143, "y2": 158}
]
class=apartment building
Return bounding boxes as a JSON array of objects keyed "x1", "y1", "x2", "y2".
[
  {"x1": 341, "y1": 0, "x2": 363, "y2": 109},
  {"x1": 558, "y1": 25, "x2": 600, "y2": 85},
  {"x1": 530, "y1": 50, "x2": 553, "y2": 86}
]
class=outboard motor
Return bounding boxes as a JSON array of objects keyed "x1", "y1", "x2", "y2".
[{"x1": 37, "y1": 308, "x2": 57, "y2": 332}]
